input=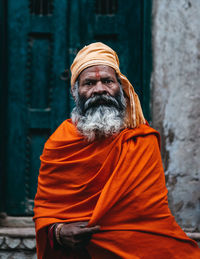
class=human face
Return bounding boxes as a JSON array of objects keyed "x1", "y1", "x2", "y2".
[{"x1": 78, "y1": 65, "x2": 120, "y2": 99}]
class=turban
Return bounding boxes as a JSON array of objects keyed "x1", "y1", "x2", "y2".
[{"x1": 70, "y1": 42, "x2": 146, "y2": 128}]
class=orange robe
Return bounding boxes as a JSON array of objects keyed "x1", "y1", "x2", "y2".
[{"x1": 33, "y1": 119, "x2": 200, "y2": 259}]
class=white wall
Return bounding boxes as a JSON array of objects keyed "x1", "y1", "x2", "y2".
[{"x1": 152, "y1": 0, "x2": 200, "y2": 232}]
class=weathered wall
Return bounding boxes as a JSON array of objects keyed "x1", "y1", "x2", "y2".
[{"x1": 152, "y1": 0, "x2": 200, "y2": 232}]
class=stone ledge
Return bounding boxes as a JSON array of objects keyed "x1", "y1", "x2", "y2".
[
  {"x1": 186, "y1": 232, "x2": 200, "y2": 241},
  {"x1": 0, "y1": 228, "x2": 35, "y2": 238},
  {"x1": 0, "y1": 216, "x2": 34, "y2": 228}
]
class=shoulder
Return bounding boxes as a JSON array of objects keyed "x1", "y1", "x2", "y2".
[
  {"x1": 43, "y1": 119, "x2": 80, "y2": 150},
  {"x1": 122, "y1": 124, "x2": 160, "y2": 148},
  {"x1": 48, "y1": 119, "x2": 78, "y2": 141},
  {"x1": 125, "y1": 126, "x2": 163, "y2": 166}
]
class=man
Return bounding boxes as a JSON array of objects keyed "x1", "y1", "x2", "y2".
[{"x1": 33, "y1": 42, "x2": 200, "y2": 258}]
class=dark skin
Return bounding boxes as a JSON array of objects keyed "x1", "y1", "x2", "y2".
[
  {"x1": 78, "y1": 65, "x2": 120, "y2": 99},
  {"x1": 58, "y1": 221, "x2": 100, "y2": 250},
  {"x1": 58, "y1": 65, "x2": 120, "y2": 250}
]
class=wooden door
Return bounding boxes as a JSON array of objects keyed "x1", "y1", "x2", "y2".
[
  {"x1": 1, "y1": 0, "x2": 152, "y2": 215},
  {"x1": 5, "y1": 0, "x2": 70, "y2": 215}
]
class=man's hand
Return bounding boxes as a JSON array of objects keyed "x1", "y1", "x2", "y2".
[{"x1": 58, "y1": 221, "x2": 100, "y2": 250}]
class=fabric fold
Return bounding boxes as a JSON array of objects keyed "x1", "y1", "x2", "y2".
[{"x1": 33, "y1": 120, "x2": 200, "y2": 258}]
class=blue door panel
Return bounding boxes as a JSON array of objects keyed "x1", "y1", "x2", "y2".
[{"x1": 4, "y1": 0, "x2": 152, "y2": 215}]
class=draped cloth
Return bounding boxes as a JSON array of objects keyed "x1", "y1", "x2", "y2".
[
  {"x1": 70, "y1": 42, "x2": 145, "y2": 128},
  {"x1": 33, "y1": 120, "x2": 200, "y2": 259}
]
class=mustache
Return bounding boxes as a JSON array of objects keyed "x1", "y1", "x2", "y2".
[{"x1": 83, "y1": 94, "x2": 120, "y2": 112}]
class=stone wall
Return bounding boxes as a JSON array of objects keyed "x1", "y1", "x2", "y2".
[
  {"x1": 152, "y1": 0, "x2": 200, "y2": 232},
  {"x1": 0, "y1": 217, "x2": 36, "y2": 259},
  {"x1": 0, "y1": 229, "x2": 36, "y2": 259}
]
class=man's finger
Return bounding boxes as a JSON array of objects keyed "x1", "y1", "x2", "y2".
[
  {"x1": 79, "y1": 222, "x2": 89, "y2": 228},
  {"x1": 70, "y1": 221, "x2": 89, "y2": 227},
  {"x1": 75, "y1": 225, "x2": 100, "y2": 235}
]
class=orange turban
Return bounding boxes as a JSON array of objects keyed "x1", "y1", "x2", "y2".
[{"x1": 70, "y1": 42, "x2": 146, "y2": 128}]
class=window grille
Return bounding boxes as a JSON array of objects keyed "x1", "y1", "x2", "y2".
[
  {"x1": 29, "y1": 0, "x2": 53, "y2": 15},
  {"x1": 96, "y1": 0, "x2": 118, "y2": 14}
]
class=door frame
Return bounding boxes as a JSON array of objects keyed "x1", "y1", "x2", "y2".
[
  {"x1": 142, "y1": 0, "x2": 152, "y2": 122},
  {"x1": 0, "y1": 0, "x2": 8, "y2": 213}
]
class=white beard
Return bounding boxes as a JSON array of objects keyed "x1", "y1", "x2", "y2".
[
  {"x1": 71, "y1": 80, "x2": 126, "y2": 142},
  {"x1": 71, "y1": 105, "x2": 125, "y2": 142}
]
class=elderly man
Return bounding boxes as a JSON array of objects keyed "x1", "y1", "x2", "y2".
[{"x1": 33, "y1": 43, "x2": 200, "y2": 259}]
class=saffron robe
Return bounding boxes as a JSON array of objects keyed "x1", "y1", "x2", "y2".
[{"x1": 33, "y1": 119, "x2": 200, "y2": 259}]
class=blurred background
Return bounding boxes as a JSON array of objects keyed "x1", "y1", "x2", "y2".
[{"x1": 0, "y1": 0, "x2": 199, "y2": 257}]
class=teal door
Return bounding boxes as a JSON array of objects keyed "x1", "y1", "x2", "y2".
[{"x1": 1, "y1": 0, "x2": 152, "y2": 215}]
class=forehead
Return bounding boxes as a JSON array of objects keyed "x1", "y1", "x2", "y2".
[{"x1": 79, "y1": 65, "x2": 116, "y2": 80}]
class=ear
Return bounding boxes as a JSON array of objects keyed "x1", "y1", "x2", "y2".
[{"x1": 71, "y1": 88, "x2": 76, "y2": 99}]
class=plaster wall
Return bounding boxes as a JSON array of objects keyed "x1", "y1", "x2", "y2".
[{"x1": 152, "y1": 0, "x2": 200, "y2": 231}]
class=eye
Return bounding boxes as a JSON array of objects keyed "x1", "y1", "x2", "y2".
[
  {"x1": 84, "y1": 80, "x2": 95, "y2": 86},
  {"x1": 103, "y1": 79, "x2": 113, "y2": 84}
]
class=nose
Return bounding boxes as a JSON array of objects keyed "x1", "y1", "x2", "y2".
[{"x1": 92, "y1": 81, "x2": 108, "y2": 95}]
